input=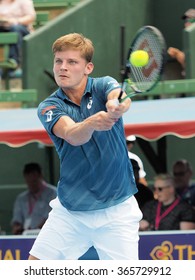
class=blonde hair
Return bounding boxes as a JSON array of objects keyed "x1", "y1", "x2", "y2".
[{"x1": 52, "y1": 33, "x2": 94, "y2": 62}]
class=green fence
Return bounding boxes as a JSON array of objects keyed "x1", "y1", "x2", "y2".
[{"x1": 184, "y1": 23, "x2": 195, "y2": 79}]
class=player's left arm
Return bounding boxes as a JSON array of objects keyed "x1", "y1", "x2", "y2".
[{"x1": 106, "y1": 88, "x2": 131, "y2": 119}]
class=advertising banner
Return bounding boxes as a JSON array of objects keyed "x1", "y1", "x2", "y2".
[{"x1": 0, "y1": 231, "x2": 195, "y2": 260}]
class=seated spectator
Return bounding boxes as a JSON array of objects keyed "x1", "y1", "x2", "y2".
[
  {"x1": 172, "y1": 159, "x2": 195, "y2": 207},
  {"x1": 139, "y1": 173, "x2": 195, "y2": 231},
  {"x1": 167, "y1": 8, "x2": 195, "y2": 76},
  {"x1": 130, "y1": 158, "x2": 154, "y2": 211},
  {"x1": 11, "y1": 162, "x2": 56, "y2": 234},
  {"x1": 126, "y1": 135, "x2": 147, "y2": 186},
  {"x1": 0, "y1": 0, "x2": 36, "y2": 75}
]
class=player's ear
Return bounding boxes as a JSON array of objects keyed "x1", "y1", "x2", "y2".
[{"x1": 85, "y1": 62, "x2": 94, "y2": 75}]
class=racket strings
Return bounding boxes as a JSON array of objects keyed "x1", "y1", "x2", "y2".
[{"x1": 129, "y1": 29, "x2": 164, "y2": 92}]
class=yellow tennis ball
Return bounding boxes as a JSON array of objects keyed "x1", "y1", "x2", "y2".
[{"x1": 130, "y1": 50, "x2": 149, "y2": 67}]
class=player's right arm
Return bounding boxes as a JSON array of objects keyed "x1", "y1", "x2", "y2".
[{"x1": 52, "y1": 112, "x2": 116, "y2": 146}]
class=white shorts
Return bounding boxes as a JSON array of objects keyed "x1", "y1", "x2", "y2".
[{"x1": 29, "y1": 196, "x2": 142, "y2": 260}]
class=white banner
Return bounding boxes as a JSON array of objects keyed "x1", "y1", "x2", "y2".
[{"x1": 0, "y1": 260, "x2": 194, "y2": 279}]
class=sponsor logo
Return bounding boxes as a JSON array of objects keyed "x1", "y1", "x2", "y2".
[
  {"x1": 87, "y1": 97, "x2": 93, "y2": 109},
  {"x1": 45, "y1": 110, "x2": 53, "y2": 122},
  {"x1": 41, "y1": 105, "x2": 56, "y2": 115},
  {"x1": 150, "y1": 241, "x2": 173, "y2": 260},
  {"x1": 150, "y1": 240, "x2": 195, "y2": 260}
]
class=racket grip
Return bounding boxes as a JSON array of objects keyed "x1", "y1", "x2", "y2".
[
  {"x1": 110, "y1": 98, "x2": 120, "y2": 106},
  {"x1": 118, "y1": 90, "x2": 123, "y2": 101}
]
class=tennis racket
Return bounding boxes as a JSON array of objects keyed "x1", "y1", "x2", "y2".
[{"x1": 118, "y1": 25, "x2": 166, "y2": 103}]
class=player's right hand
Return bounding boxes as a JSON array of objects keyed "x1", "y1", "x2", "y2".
[{"x1": 89, "y1": 111, "x2": 117, "y2": 131}]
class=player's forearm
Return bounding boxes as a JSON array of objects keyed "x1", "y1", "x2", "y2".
[
  {"x1": 63, "y1": 119, "x2": 95, "y2": 146},
  {"x1": 54, "y1": 111, "x2": 116, "y2": 146}
]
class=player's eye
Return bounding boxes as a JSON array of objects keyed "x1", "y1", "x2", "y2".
[
  {"x1": 55, "y1": 58, "x2": 62, "y2": 64},
  {"x1": 68, "y1": 60, "x2": 77, "y2": 65}
]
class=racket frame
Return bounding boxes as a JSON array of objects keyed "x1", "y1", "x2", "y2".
[{"x1": 118, "y1": 25, "x2": 166, "y2": 102}]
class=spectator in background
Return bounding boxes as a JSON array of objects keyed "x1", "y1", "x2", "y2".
[
  {"x1": 139, "y1": 173, "x2": 195, "y2": 231},
  {"x1": 172, "y1": 159, "x2": 195, "y2": 207},
  {"x1": 126, "y1": 135, "x2": 147, "y2": 186},
  {"x1": 167, "y1": 8, "x2": 195, "y2": 76},
  {"x1": 130, "y1": 159, "x2": 154, "y2": 211},
  {"x1": 0, "y1": 0, "x2": 36, "y2": 76},
  {"x1": 11, "y1": 162, "x2": 56, "y2": 234}
]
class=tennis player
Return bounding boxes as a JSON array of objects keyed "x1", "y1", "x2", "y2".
[{"x1": 28, "y1": 33, "x2": 142, "y2": 260}]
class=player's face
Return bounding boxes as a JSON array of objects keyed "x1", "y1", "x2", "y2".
[{"x1": 53, "y1": 50, "x2": 94, "y2": 90}]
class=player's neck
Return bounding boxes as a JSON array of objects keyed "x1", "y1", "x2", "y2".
[{"x1": 63, "y1": 78, "x2": 88, "y2": 105}]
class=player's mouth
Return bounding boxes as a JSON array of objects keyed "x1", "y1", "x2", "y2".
[{"x1": 59, "y1": 74, "x2": 69, "y2": 79}]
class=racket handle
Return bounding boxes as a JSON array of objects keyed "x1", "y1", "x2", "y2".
[
  {"x1": 119, "y1": 93, "x2": 136, "y2": 103},
  {"x1": 118, "y1": 80, "x2": 127, "y2": 101},
  {"x1": 109, "y1": 98, "x2": 119, "y2": 106},
  {"x1": 118, "y1": 89, "x2": 123, "y2": 101}
]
